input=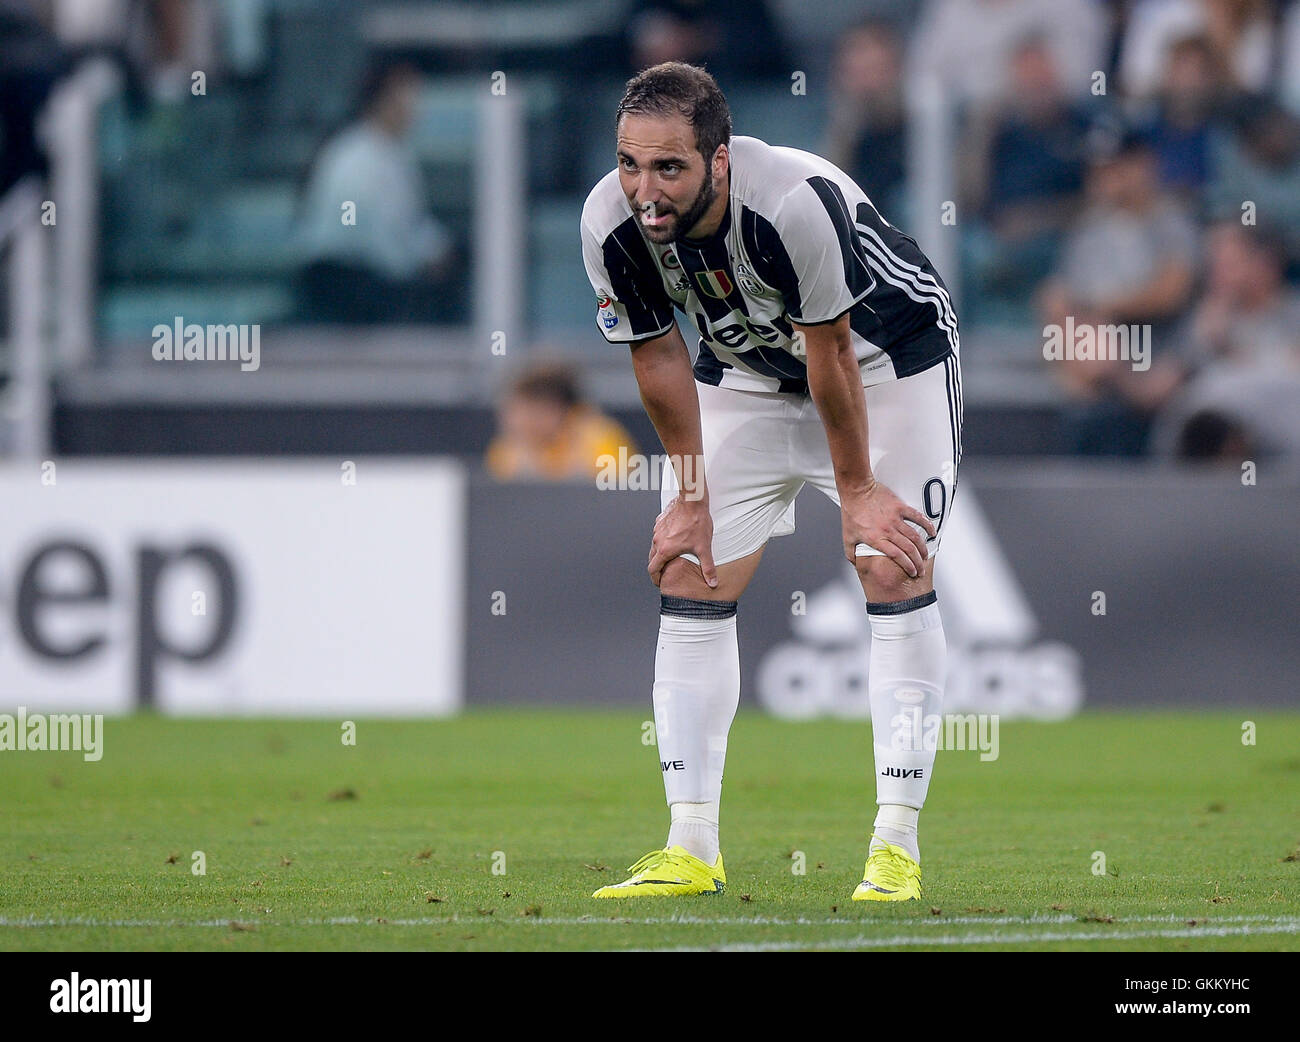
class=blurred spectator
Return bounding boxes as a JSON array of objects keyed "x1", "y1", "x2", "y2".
[
  {"x1": 825, "y1": 20, "x2": 909, "y2": 220},
  {"x1": 0, "y1": 2, "x2": 72, "y2": 195},
  {"x1": 1120, "y1": 0, "x2": 1274, "y2": 97},
  {"x1": 295, "y1": 60, "x2": 455, "y2": 324},
  {"x1": 51, "y1": 0, "x2": 221, "y2": 102},
  {"x1": 1135, "y1": 33, "x2": 1236, "y2": 197},
  {"x1": 1185, "y1": 221, "x2": 1300, "y2": 370},
  {"x1": 626, "y1": 0, "x2": 787, "y2": 80},
  {"x1": 910, "y1": 0, "x2": 1107, "y2": 106},
  {"x1": 1040, "y1": 128, "x2": 1198, "y2": 330},
  {"x1": 487, "y1": 363, "x2": 638, "y2": 482},
  {"x1": 1154, "y1": 223, "x2": 1300, "y2": 459},
  {"x1": 1206, "y1": 99, "x2": 1300, "y2": 270},
  {"x1": 1164, "y1": 372, "x2": 1300, "y2": 458},
  {"x1": 959, "y1": 34, "x2": 1091, "y2": 313},
  {"x1": 1038, "y1": 127, "x2": 1198, "y2": 454}
]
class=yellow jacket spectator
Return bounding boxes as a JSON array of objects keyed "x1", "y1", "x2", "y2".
[{"x1": 487, "y1": 363, "x2": 637, "y2": 481}]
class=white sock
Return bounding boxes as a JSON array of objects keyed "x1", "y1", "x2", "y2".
[
  {"x1": 871, "y1": 804, "x2": 920, "y2": 862},
  {"x1": 653, "y1": 596, "x2": 740, "y2": 864},
  {"x1": 667, "y1": 800, "x2": 720, "y2": 864},
  {"x1": 867, "y1": 592, "x2": 947, "y2": 865}
]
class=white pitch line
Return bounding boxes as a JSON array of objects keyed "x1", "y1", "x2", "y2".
[
  {"x1": 2, "y1": 914, "x2": 1298, "y2": 930},
  {"x1": 635, "y1": 922, "x2": 1300, "y2": 952},
  {"x1": 503, "y1": 913, "x2": 1300, "y2": 928}
]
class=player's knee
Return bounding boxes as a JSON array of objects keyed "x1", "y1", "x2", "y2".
[
  {"x1": 659, "y1": 556, "x2": 744, "y2": 601},
  {"x1": 856, "y1": 555, "x2": 934, "y2": 604},
  {"x1": 658, "y1": 557, "x2": 715, "y2": 600}
]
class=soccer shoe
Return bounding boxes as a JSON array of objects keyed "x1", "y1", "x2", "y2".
[
  {"x1": 852, "y1": 835, "x2": 922, "y2": 902},
  {"x1": 591, "y1": 845, "x2": 725, "y2": 898}
]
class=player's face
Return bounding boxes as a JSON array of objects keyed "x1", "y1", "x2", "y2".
[{"x1": 616, "y1": 113, "x2": 721, "y2": 244}]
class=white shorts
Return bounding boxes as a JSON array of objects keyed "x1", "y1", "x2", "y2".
[{"x1": 660, "y1": 354, "x2": 963, "y2": 566}]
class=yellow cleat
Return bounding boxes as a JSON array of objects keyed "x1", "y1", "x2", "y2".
[
  {"x1": 852, "y1": 835, "x2": 922, "y2": 902},
  {"x1": 592, "y1": 845, "x2": 725, "y2": 898}
]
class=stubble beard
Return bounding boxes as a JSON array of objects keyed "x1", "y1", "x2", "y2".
[
  {"x1": 639, "y1": 173, "x2": 717, "y2": 245},
  {"x1": 669, "y1": 174, "x2": 717, "y2": 244}
]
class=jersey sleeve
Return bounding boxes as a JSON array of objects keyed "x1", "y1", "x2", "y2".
[
  {"x1": 580, "y1": 206, "x2": 677, "y2": 344},
  {"x1": 770, "y1": 177, "x2": 876, "y2": 324}
]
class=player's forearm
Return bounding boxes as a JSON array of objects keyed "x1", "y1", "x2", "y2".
[
  {"x1": 805, "y1": 334, "x2": 874, "y2": 495},
  {"x1": 630, "y1": 333, "x2": 707, "y2": 500}
]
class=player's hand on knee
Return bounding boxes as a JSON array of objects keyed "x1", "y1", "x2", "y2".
[
  {"x1": 841, "y1": 480, "x2": 935, "y2": 579},
  {"x1": 648, "y1": 495, "x2": 718, "y2": 589}
]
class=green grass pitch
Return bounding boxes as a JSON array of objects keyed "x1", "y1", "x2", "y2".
[{"x1": 1, "y1": 710, "x2": 1297, "y2": 951}]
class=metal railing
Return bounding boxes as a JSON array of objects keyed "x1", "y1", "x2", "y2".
[
  {"x1": 44, "y1": 57, "x2": 121, "y2": 370},
  {"x1": 0, "y1": 176, "x2": 50, "y2": 460}
]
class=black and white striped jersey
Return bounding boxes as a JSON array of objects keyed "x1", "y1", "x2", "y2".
[{"x1": 580, "y1": 135, "x2": 957, "y2": 393}]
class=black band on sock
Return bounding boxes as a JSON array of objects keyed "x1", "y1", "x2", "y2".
[
  {"x1": 660, "y1": 595, "x2": 738, "y2": 620},
  {"x1": 865, "y1": 590, "x2": 937, "y2": 616}
]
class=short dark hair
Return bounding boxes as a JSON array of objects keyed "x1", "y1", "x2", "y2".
[
  {"x1": 1179, "y1": 410, "x2": 1249, "y2": 459},
  {"x1": 615, "y1": 62, "x2": 732, "y2": 162},
  {"x1": 356, "y1": 57, "x2": 418, "y2": 117},
  {"x1": 509, "y1": 362, "x2": 582, "y2": 409}
]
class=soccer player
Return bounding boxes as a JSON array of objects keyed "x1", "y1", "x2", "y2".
[{"x1": 580, "y1": 62, "x2": 962, "y2": 901}]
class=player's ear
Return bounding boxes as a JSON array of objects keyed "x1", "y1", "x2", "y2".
[{"x1": 712, "y1": 144, "x2": 729, "y2": 183}]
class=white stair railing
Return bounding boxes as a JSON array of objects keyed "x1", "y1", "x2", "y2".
[
  {"x1": 0, "y1": 176, "x2": 50, "y2": 460},
  {"x1": 44, "y1": 57, "x2": 121, "y2": 371},
  {"x1": 906, "y1": 73, "x2": 960, "y2": 309}
]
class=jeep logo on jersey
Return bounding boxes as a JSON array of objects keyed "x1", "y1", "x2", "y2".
[{"x1": 695, "y1": 269, "x2": 734, "y2": 299}]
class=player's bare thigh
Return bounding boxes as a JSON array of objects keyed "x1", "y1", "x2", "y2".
[{"x1": 659, "y1": 546, "x2": 765, "y2": 602}]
